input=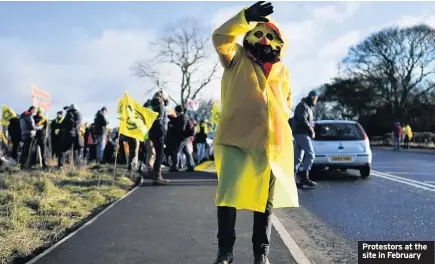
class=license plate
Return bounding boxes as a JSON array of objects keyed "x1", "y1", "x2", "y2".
[{"x1": 330, "y1": 156, "x2": 352, "y2": 161}]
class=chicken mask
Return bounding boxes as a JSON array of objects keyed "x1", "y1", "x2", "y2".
[{"x1": 243, "y1": 22, "x2": 284, "y2": 64}]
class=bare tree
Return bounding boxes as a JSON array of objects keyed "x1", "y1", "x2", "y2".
[
  {"x1": 132, "y1": 18, "x2": 219, "y2": 110},
  {"x1": 343, "y1": 24, "x2": 435, "y2": 118}
]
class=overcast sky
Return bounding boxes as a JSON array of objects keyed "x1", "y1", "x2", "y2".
[{"x1": 1, "y1": 1, "x2": 435, "y2": 125}]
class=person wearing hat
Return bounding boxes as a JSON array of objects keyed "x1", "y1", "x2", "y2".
[
  {"x1": 292, "y1": 89, "x2": 320, "y2": 187},
  {"x1": 32, "y1": 107, "x2": 49, "y2": 168},
  {"x1": 50, "y1": 111, "x2": 65, "y2": 159}
]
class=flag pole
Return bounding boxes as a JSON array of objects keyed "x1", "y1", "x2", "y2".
[{"x1": 112, "y1": 91, "x2": 127, "y2": 186}]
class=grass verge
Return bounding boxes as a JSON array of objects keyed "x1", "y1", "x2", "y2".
[{"x1": 0, "y1": 163, "x2": 136, "y2": 264}]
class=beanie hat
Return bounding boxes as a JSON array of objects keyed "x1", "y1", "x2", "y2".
[
  {"x1": 175, "y1": 105, "x2": 184, "y2": 113},
  {"x1": 57, "y1": 111, "x2": 63, "y2": 115},
  {"x1": 308, "y1": 89, "x2": 321, "y2": 97}
]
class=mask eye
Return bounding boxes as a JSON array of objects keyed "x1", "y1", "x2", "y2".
[
  {"x1": 254, "y1": 31, "x2": 263, "y2": 38},
  {"x1": 266, "y1": 33, "x2": 274, "y2": 41}
]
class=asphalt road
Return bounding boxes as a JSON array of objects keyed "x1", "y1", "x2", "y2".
[
  {"x1": 277, "y1": 147, "x2": 435, "y2": 263},
  {"x1": 32, "y1": 170, "x2": 296, "y2": 264}
]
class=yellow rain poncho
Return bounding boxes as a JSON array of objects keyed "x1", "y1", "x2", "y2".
[
  {"x1": 212, "y1": 8, "x2": 299, "y2": 212},
  {"x1": 403, "y1": 125, "x2": 413, "y2": 140}
]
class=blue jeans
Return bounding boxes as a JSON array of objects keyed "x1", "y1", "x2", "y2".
[
  {"x1": 393, "y1": 136, "x2": 400, "y2": 150},
  {"x1": 96, "y1": 135, "x2": 106, "y2": 161},
  {"x1": 294, "y1": 134, "x2": 315, "y2": 172},
  {"x1": 197, "y1": 143, "x2": 206, "y2": 162}
]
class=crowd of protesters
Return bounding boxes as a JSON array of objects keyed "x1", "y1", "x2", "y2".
[{"x1": 0, "y1": 91, "x2": 214, "y2": 186}]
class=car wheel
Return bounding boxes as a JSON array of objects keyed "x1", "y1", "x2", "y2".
[{"x1": 360, "y1": 166, "x2": 371, "y2": 178}]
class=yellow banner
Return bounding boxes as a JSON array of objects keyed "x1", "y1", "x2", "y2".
[
  {"x1": 118, "y1": 93, "x2": 159, "y2": 142},
  {"x1": 1, "y1": 105, "x2": 17, "y2": 126},
  {"x1": 211, "y1": 103, "x2": 221, "y2": 125}
]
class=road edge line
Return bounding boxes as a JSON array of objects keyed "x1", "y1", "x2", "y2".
[
  {"x1": 25, "y1": 181, "x2": 141, "y2": 264},
  {"x1": 271, "y1": 213, "x2": 312, "y2": 264}
]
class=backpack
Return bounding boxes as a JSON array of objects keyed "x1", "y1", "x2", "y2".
[{"x1": 183, "y1": 120, "x2": 196, "y2": 138}]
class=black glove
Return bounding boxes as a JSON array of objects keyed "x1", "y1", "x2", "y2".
[{"x1": 245, "y1": 1, "x2": 274, "y2": 23}]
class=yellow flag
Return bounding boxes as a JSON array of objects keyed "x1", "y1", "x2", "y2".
[
  {"x1": 211, "y1": 103, "x2": 221, "y2": 125},
  {"x1": 118, "y1": 93, "x2": 159, "y2": 142},
  {"x1": 1, "y1": 105, "x2": 17, "y2": 126}
]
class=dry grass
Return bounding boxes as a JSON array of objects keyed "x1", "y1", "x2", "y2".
[{"x1": 0, "y1": 162, "x2": 135, "y2": 264}]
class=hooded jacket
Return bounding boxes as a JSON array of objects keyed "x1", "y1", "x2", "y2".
[
  {"x1": 148, "y1": 96, "x2": 168, "y2": 140},
  {"x1": 94, "y1": 110, "x2": 108, "y2": 136},
  {"x1": 292, "y1": 97, "x2": 314, "y2": 135},
  {"x1": 212, "y1": 8, "x2": 298, "y2": 211},
  {"x1": 19, "y1": 111, "x2": 36, "y2": 141},
  {"x1": 63, "y1": 108, "x2": 82, "y2": 137}
]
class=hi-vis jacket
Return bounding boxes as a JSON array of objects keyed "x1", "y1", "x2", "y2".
[{"x1": 212, "y1": 8, "x2": 299, "y2": 212}]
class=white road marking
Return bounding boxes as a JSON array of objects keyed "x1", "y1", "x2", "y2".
[
  {"x1": 384, "y1": 172, "x2": 435, "y2": 175},
  {"x1": 424, "y1": 181, "x2": 435, "y2": 184},
  {"x1": 373, "y1": 170, "x2": 435, "y2": 189},
  {"x1": 371, "y1": 171, "x2": 435, "y2": 193},
  {"x1": 25, "y1": 182, "x2": 141, "y2": 264},
  {"x1": 271, "y1": 214, "x2": 312, "y2": 264}
]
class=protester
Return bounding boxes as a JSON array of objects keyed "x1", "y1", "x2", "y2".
[
  {"x1": 32, "y1": 107, "x2": 49, "y2": 168},
  {"x1": 403, "y1": 123, "x2": 413, "y2": 149},
  {"x1": 195, "y1": 119, "x2": 209, "y2": 164},
  {"x1": 19, "y1": 106, "x2": 38, "y2": 169},
  {"x1": 94, "y1": 107, "x2": 109, "y2": 164},
  {"x1": 168, "y1": 106, "x2": 195, "y2": 172},
  {"x1": 59, "y1": 104, "x2": 82, "y2": 168},
  {"x1": 50, "y1": 111, "x2": 65, "y2": 159},
  {"x1": 211, "y1": 2, "x2": 298, "y2": 263},
  {"x1": 148, "y1": 91, "x2": 170, "y2": 185},
  {"x1": 392, "y1": 118, "x2": 403, "y2": 151},
  {"x1": 293, "y1": 89, "x2": 320, "y2": 187},
  {"x1": 7, "y1": 116, "x2": 21, "y2": 162}
]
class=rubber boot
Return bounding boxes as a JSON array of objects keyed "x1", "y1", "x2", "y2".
[{"x1": 299, "y1": 170, "x2": 317, "y2": 187}]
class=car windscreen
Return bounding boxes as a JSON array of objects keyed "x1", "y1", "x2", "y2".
[{"x1": 313, "y1": 123, "x2": 365, "y2": 141}]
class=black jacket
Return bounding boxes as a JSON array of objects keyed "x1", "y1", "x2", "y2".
[
  {"x1": 148, "y1": 97, "x2": 168, "y2": 140},
  {"x1": 8, "y1": 117, "x2": 21, "y2": 142},
  {"x1": 292, "y1": 97, "x2": 314, "y2": 135},
  {"x1": 19, "y1": 111, "x2": 36, "y2": 141},
  {"x1": 94, "y1": 110, "x2": 108, "y2": 135},
  {"x1": 51, "y1": 117, "x2": 65, "y2": 140},
  {"x1": 195, "y1": 124, "x2": 208, "y2": 144},
  {"x1": 63, "y1": 108, "x2": 82, "y2": 137}
]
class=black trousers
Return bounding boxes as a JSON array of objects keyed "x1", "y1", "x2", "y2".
[
  {"x1": 11, "y1": 139, "x2": 20, "y2": 161},
  {"x1": 20, "y1": 137, "x2": 37, "y2": 169},
  {"x1": 404, "y1": 136, "x2": 410, "y2": 148},
  {"x1": 151, "y1": 136, "x2": 164, "y2": 172},
  {"x1": 32, "y1": 136, "x2": 47, "y2": 165},
  {"x1": 217, "y1": 173, "x2": 276, "y2": 256}
]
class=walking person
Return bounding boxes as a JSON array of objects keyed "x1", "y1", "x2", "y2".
[
  {"x1": 212, "y1": 2, "x2": 299, "y2": 263},
  {"x1": 168, "y1": 106, "x2": 196, "y2": 172},
  {"x1": 94, "y1": 107, "x2": 109, "y2": 164},
  {"x1": 195, "y1": 120, "x2": 209, "y2": 164},
  {"x1": 403, "y1": 123, "x2": 413, "y2": 149},
  {"x1": 392, "y1": 118, "x2": 402, "y2": 151},
  {"x1": 148, "y1": 91, "x2": 170, "y2": 185},
  {"x1": 292, "y1": 90, "x2": 320, "y2": 187}
]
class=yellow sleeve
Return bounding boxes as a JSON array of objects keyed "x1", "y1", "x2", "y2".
[
  {"x1": 212, "y1": 8, "x2": 257, "y2": 68},
  {"x1": 286, "y1": 70, "x2": 292, "y2": 112}
]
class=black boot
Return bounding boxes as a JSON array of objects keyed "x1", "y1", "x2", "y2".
[
  {"x1": 299, "y1": 170, "x2": 317, "y2": 187},
  {"x1": 254, "y1": 254, "x2": 269, "y2": 264},
  {"x1": 213, "y1": 251, "x2": 234, "y2": 264}
]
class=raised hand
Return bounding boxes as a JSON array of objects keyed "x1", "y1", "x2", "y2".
[{"x1": 245, "y1": 1, "x2": 274, "y2": 23}]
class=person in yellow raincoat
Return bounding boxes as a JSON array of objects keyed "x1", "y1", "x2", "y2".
[
  {"x1": 403, "y1": 123, "x2": 413, "y2": 149},
  {"x1": 212, "y1": 2, "x2": 298, "y2": 264}
]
